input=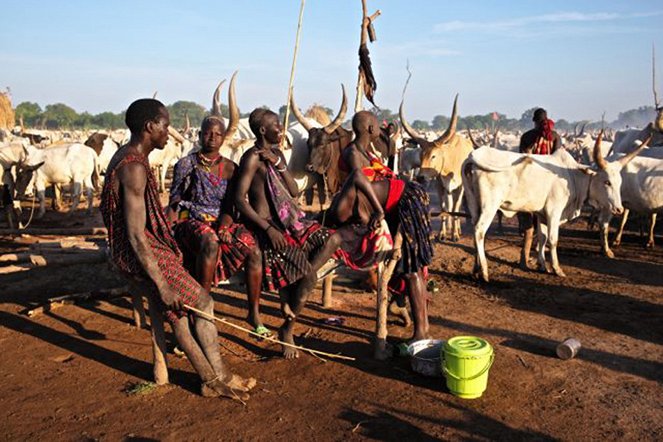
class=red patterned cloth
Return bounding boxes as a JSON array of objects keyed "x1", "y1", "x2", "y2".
[
  {"x1": 173, "y1": 218, "x2": 256, "y2": 285},
  {"x1": 534, "y1": 119, "x2": 555, "y2": 155},
  {"x1": 100, "y1": 150, "x2": 201, "y2": 323}
]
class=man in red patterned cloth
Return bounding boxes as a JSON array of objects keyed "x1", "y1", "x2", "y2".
[{"x1": 100, "y1": 98, "x2": 255, "y2": 400}]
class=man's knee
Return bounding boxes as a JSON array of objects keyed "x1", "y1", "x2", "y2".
[
  {"x1": 326, "y1": 232, "x2": 342, "y2": 251},
  {"x1": 195, "y1": 289, "x2": 214, "y2": 310},
  {"x1": 247, "y1": 247, "x2": 262, "y2": 270},
  {"x1": 200, "y1": 233, "x2": 219, "y2": 259}
]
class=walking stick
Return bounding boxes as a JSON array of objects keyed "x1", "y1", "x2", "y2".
[{"x1": 281, "y1": 0, "x2": 306, "y2": 149}]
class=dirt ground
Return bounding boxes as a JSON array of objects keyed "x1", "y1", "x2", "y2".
[{"x1": 0, "y1": 196, "x2": 662, "y2": 441}]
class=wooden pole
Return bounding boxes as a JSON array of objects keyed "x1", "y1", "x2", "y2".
[
  {"x1": 354, "y1": 0, "x2": 381, "y2": 113},
  {"x1": 281, "y1": 0, "x2": 306, "y2": 149}
]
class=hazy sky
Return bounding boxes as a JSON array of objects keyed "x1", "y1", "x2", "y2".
[{"x1": 1, "y1": 0, "x2": 662, "y2": 122}]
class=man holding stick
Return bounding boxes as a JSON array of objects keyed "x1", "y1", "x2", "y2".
[{"x1": 100, "y1": 98, "x2": 255, "y2": 399}]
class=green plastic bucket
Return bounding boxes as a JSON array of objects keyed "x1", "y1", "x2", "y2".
[{"x1": 443, "y1": 336, "x2": 494, "y2": 399}]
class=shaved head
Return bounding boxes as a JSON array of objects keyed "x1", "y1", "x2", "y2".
[{"x1": 352, "y1": 110, "x2": 378, "y2": 135}]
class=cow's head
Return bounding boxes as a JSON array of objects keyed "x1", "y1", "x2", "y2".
[
  {"x1": 401, "y1": 94, "x2": 460, "y2": 180},
  {"x1": 585, "y1": 130, "x2": 649, "y2": 215},
  {"x1": 14, "y1": 161, "x2": 44, "y2": 199},
  {"x1": 291, "y1": 85, "x2": 349, "y2": 177}
]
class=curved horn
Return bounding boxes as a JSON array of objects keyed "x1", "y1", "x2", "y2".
[
  {"x1": 152, "y1": 91, "x2": 158, "y2": 99},
  {"x1": 573, "y1": 123, "x2": 579, "y2": 137},
  {"x1": 184, "y1": 111, "x2": 190, "y2": 134},
  {"x1": 211, "y1": 79, "x2": 226, "y2": 117},
  {"x1": 168, "y1": 125, "x2": 185, "y2": 144},
  {"x1": 434, "y1": 93, "x2": 459, "y2": 146},
  {"x1": 492, "y1": 127, "x2": 499, "y2": 148},
  {"x1": 290, "y1": 88, "x2": 313, "y2": 132},
  {"x1": 323, "y1": 84, "x2": 348, "y2": 135},
  {"x1": 466, "y1": 128, "x2": 480, "y2": 149},
  {"x1": 593, "y1": 129, "x2": 608, "y2": 170},
  {"x1": 619, "y1": 134, "x2": 651, "y2": 167},
  {"x1": 222, "y1": 71, "x2": 240, "y2": 145},
  {"x1": 399, "y1": 100, "x2": 428, "y2": 147},
  {"x1": 579, "y1": 122, "x2": 587, "y2": 137}
]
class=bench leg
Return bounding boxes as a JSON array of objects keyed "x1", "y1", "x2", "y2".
[
  {"x1": 322, "y1": 274, "x2": 334, "y2": 308},
  {"x1": 130, "y1": 292, "x2": 147, "y2": 329}
]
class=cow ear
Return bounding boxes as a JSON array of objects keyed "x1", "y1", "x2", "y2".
[{"x1": 580, "y1": 167, "x2": 596, "y2": 176}]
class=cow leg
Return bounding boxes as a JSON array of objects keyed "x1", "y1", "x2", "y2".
[
  {"x1": 160, "y1": 166, "x2": 167, "y2": 193},
  {"x1": 52, "y1": 184, "x2": 62, "y2": 211},
  {"x1": 536, "y1": 222, "x2": 549, "y2": 273},
  {"x1": 473, "y1": 205, "x2": 498, "y2": 282},
  {"x1": 435, "y1": 179, "x2": 446, "y2": 242},
  {"x1": 548, "y1": 218, "x2": 566, "y2": 277},
  {"x1": 69, "y1": 182, "x2": 82, "y2": 215},
  {"x1": 451, "y1": 187, "x2": 464, "y2": 242},
  {"x1": 83, "y1": 176, "x2": 94, "y2": 214},
  {"x1": 36, "y1": 189, "x2": 46, "y2": 219},
  {"x1": 646, "y1": 213, "x2": 657, "y2": 249},
  {"x1": 599, "y1": 211, "x2": 615, "y2": 258},
  {"x1": 613, "y1": 209, "x2": 629, "y2": 247}
]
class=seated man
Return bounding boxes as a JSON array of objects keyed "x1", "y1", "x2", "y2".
[
  {"x1": 100, "y1": 99, "x2": 255, "y2": 399},
  {"x1": 234, "y1": 108, "x2": 341, "y2": 359},
  {"x1": 166, "y1": 115, "x2": 268, "y2": 337},
  {"x1": 330, "y1": 110, "x2": 434, "y2": 345}
]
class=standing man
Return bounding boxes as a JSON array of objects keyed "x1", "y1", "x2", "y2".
[
  {"x1": 100, "y1": 99, "x2": 255, "y2": 399},
  {"x1": 234, "y1": 108, "x2": 341, "y2": 359},
  {"x1": 518, "y1": 108, "x2": 561, "y2": 268}
]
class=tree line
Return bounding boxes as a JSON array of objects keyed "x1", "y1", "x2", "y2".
[{"x1": 13, "y1": 100, "x2": 658, "y2": 132}]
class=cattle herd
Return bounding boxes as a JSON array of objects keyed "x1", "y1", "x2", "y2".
[{"x1": 1, "y1": 72, "x2": 662, "y2": 285}]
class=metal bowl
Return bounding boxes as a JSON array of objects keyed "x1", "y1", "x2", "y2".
[{"x1": 408, "y1": 339, "x2": 445, "y2": 377}]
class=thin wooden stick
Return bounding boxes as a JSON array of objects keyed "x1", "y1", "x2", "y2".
[
  {"x1": 281, "y1": 0, "x2": 306, "y2": 148},
  {"x1": 183, "y1": 305, "x2": 355, "y2": 361}
]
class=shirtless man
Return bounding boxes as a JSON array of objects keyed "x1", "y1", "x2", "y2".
[
  {"x1": 234, "y1": 108, "x2": 340, "y2": 359},
  {"x1": 100, "y1": 99, "x2": 255, "y2": 399},
  {"x1": 333, "y1": 111, "x2": 433, "y2": 344}
]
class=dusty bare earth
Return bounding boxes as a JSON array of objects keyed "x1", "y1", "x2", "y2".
[{"x1": 0, "y1": 195, "x2": 662, "y2": 441}]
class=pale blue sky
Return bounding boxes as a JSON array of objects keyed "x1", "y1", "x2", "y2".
[{"x1": 1, "y1": 1, "x2": 661, "y2": 122}]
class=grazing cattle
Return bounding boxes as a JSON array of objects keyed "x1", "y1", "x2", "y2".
[
  {"x1": 400, "y1": 94, "x2": 473, "y2": 241},
  {"x1": 462, "y1": 132, "x2": 644, "y2": 282},
  {"x1": 0, "y1": 140, "x2": 29, "y2": 227},
  {"x1": 15, "y1": 143, "x2": 100, "y2": 218},
  {"x1": 599, "y1": 138, "x2": 662, "y2": 255},
  {"x1": 148, "y1": 127, "x2": 190, "y2": 193}
]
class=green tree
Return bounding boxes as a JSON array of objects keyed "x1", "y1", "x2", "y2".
[
  {"x1": 431, "y1": 114, "x2": 450, "y2": 130},
  {"x1": 92, "y1": 111, "x2": 124, "y2": 129},
  {"x1": 14, "y1": 102, "x2": 42, "y2": 127},
  {"x1": 412, "y1": 120, "x2": 430, "y2": 130},
  {"x1": 42, "y1": 103, "x2": 78, "y2": 129},
  {"x1": 168, "y1": 101, "x2": 206, "y2": 130}
]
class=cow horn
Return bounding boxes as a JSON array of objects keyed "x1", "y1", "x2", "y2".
[
  {"x1": 289, "y1": 88, "x2": 313, "y2": 132},
  {"x1": 168, "y1": 126, "x2": 185, "y2": 144},
  {"x1": 466, "y1": 128, "x2": 480, "y2": 149},
  {"x1": 653, "y1": 44, "x2": 661, "y2": 109},
  {"x1": 593, "y1": 129, "x2": 608, "y2": 170},
  {"x1": 434, "y1": 93, "x2": 459, "y2": 146},
  {"x1": 579, "y1": 122, "x2": 587, "y2": 137},
  {"x1": 573, "y1": 123, "x2": 579, "y2": 137},
  {"x1": 212, "y1": 79, "x2": 226, "y2": 117},
  {"x1": 222, "y1": 71, "x2": 240, "y2": 146},
  {"x1": 492, "y1": 127, "x2": 499, "y2": 148},
  {"x1": 152, "y1": 91, "x2": 158, "y2": 99},
  {"x1": 323, "y1": 84, "x2": 348, "y2": 135},
  {"x1": 619, "y1": 134, "x2": 651, "y2": 167},
  {"x1": 184, "y1": 111, "x2": 190, "y2": 134},
  {"x1": 399, "y1": 100, "x2": 428, "y2": 147}
]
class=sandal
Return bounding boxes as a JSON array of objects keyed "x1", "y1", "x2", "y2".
[
  {"x1": 395, "y1": 342, "x2": 411, "y2": 358},
  {"x1": 253, "y1": 325, "x2": 273, "y2": 339}
]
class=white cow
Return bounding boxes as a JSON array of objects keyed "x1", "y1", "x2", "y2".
[
  {"x1": 600, "y1": 139, "x2": 662, "y2": 255},
  {"x1": 15, "y1": 143, "x2": 99, "y2": 218},
  {"x1": 462, "y1": 132, "x2": 644, "y2": 282}
]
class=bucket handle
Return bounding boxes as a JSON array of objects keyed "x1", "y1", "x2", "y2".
[{"x1": 443, "y1": 354, "x2": 494, "y2": 381}]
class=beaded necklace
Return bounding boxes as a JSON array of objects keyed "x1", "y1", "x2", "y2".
[{"x1": 197, "y1": 151, "x2": 222, "y2": 173}]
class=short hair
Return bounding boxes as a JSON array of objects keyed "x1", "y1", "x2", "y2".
[
  {"x1": 201, "y1": 115, "x2": 226, "y2": 134},
  {"x1": 532, "y1": 108, "x2": 547, "y2": 123},
  {"x1": 125, "y1": 99, "x2": 166, "y2": 134},
  {"x1": 352, "y1": 110, "x2": 376, "y2": 134},
  {"x1": 248, "y1": 108, "x2": 276, "y2": 137}
]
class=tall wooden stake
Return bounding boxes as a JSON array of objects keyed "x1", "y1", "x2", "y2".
[
  {"x1": 354, "y1": 0, "x2": 381, "y2": 113},
  {"x1": 282, "y1": 0, "x2": 306, "y2": 148}
]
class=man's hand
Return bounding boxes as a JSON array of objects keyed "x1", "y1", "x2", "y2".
[
  {"x1": 369, "y1": 210, "x2": 384, "y2": 231},
  {"x1": 266, "y1": 226, "x2": 287, "y2": 250},
  {"x1": 160, "y1": 285, "x2": 183, "y2": 311},
  {"x1": 258, "y1": 149, "x2": 280, "y2": 166},
  {"x1": 218, "y1": 229, "x2": 232, "y2": 244}
]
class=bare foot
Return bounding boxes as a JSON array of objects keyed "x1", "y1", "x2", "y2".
[
  {"x1": 201, "y1": 378, "x2": 250, "y2": 402},
  {"x1": 226, "y1": 374, "x2": 257, "y2": 392},
  {"x1": 279, "y1": 326, "x2": 299, "y2": 359}
]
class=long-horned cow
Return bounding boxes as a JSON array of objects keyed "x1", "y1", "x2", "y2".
[
  {"x1": 462, "y1": 131, "x2": 645, "y2": 282},
  {"x1": 400, "y1": 94, "x2": 473, "y2": 241}
]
